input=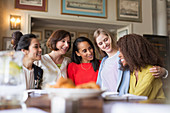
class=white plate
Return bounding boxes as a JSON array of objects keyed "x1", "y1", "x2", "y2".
[
  {"x1": 27, "y1": 89, "x2": 47, "y2": 95},
  {"x1": 27, "y1": 89, "x2": 47, "y2": 97},
  {"x1": 45, "y1": 88, "x2": 104, "y2": 99}
]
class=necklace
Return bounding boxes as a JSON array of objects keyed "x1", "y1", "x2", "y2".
[{"x1": 81, "y1": 63, "x2": 92, "y2": 70}]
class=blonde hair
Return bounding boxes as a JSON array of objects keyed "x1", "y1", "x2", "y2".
[{"x1": 93, "y1": 28, "x2": 117, "y2": 57}]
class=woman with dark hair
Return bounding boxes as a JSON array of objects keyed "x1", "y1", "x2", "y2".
[
  {"x1": 117, "y1": 34, "x2": 165, "y2": 99},
  {"x1": 67, "y1": 37, "x2": 100, "y2": 85},
  {"x1": 93, "y1": 28, "x2": 168, "y2": 95},
  {"x1": 11, "y1": 31, "x2": 23, "y2": 50},
  {"x1": 16, "y1": 34, "x2": 43, "y2": 89},
  {"x1": 37, "y1": 30, "x2": 71, "y2": 87}
]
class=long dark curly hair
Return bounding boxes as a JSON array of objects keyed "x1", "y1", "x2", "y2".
[{"x1": 117, "y1": 34, "x2": 163, "y2": 72}]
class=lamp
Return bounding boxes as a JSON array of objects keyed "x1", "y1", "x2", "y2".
[{"x1": 10, "y1": 15, "x2": 21, "y2": 30}]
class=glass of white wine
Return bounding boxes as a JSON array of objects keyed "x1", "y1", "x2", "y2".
[{"x1": 0, "y1": 51, "x2": 27, "y2": 105}]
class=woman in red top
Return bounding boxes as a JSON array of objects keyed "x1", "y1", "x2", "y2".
[{"x1": 67, "y1": 37, "x2": 100, "y2": 85}]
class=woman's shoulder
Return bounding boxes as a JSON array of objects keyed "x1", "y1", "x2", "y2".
[
  {"x1": 63, "y1": 57, "x2": 71, "y2": 64},
  {"x1": 140, "y1": 65, "x2": 154, "y2": 75},
  {"x1": 41, "y1": 54, "x2": 50, "y2": 61},
  {"x1": 142, "y1": 65, "x2": 154, "y2": 70},
  {"x1": 68, "y1": 62, "x2": 77, "y2": 66}
]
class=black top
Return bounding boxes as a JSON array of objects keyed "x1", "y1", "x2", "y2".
[{"x1": 33, "y1": 64, "x2": 43, "y2": 89}]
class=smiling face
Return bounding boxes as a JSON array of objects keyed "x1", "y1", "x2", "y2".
[
  {"x1": 24, "y1": 38, "x2": 42, "y2": 61},
  {"x1": 96, "y1": 33, "x2": 113, "y2": 54},
  {"x1": 118, "y1": 50, "x2": 128, "y2": 66},
  {"x1": 76, "y1": 41, "x2": 94, "y2": 63},
  {"x1": 56, "y1": 36, "x2": 70, "y2": 55}
]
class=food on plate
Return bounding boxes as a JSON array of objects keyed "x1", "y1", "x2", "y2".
[
  {"x1": 47, "y1": 77, "x2": 75, "y2": 88},
  {"x1": 47, "y1": 77, "x2": 100, "y2": 89},
  {"x1": 76, "y1": 81, "x2": 100, "y2": 89}
]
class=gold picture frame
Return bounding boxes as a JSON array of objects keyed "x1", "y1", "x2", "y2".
[
  {"x1": 45, "y1": 30, "x2": 53, "y2": 39},
  {"x1": 78, "y1": 32, "x2": 89, "y2": 38},
  {"x1": 3, "y1": 37, "x2": 13, "y2": 50},
  {"x1": 32, "y1": 31, "x2": 42, "y2": 40}
]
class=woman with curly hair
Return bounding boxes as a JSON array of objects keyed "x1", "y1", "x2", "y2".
[
  {"x1": 117, "y1": 34, "x2": 165, "y2": 99},
  {"x1": 93, "y1": 28, "x2": 168, "y2": 95}
]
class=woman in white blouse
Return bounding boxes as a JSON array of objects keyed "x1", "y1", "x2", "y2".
[
  {"x1": 16, "y1": 34, "x2": 43, "y2": 89},
  {"x1": 37, "y1": 30, "x2": 71, "y2": 87}
]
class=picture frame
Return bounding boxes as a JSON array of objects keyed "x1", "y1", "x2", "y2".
[
  {"x1": 15, "y1": 0, "x2": 47, "y2": 12},
  {"x1": 32, "y1": 31, "x2": 42, "y2": 40},
  {"x1": 117, "y1": 24, "x2": 132, "y2": 40},
  {"x1": 45, "y1": 30, "x2": 53, "y2": 39},
  {"x1": 117, "y1": 0, "x2": 142, "y2": 22},
  {"x1": 61, "y1": 0, "x2": 107, "y2": 18},
  {"x1": 40, "y1": 41, "x2": 47, "y2": 55},
  {"x1": 78, "y1": 32, "x2": 89, "y2": 38},
  {"x1": 3, "y1": 37, "x2": 13, "y2": 50},
  {"x1": 70, "y1": 32, "x2": 76, "y2": 42}
]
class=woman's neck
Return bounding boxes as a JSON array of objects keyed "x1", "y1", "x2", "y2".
[
  {"x1": 81, "y1": 60, "x2": 90, "y2": 63},
  {"x1": 48, "y1": 51, "x2": 63, "y2": 64},
  {"x1": 107, "y1": 49, "x2": 118, "y2": 58},
  {"x1": 22, "y1": 57, "x2": 33, "y2": 70}
]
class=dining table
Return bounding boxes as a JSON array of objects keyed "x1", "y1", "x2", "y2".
[{"x1": 0, "y1": 93, "x2": 169, "y2": 113}]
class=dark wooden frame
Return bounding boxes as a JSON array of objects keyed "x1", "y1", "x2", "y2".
[
  {"x1": 117, "y1": 0, "x2": 142, "y2": 22},
  {"x1": 15, "y1": 0, "x2": 47, "y2": 12}
]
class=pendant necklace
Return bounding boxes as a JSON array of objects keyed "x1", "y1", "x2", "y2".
[{"x1": 81, "y1": 63, "x2": 92, "y2": 70}]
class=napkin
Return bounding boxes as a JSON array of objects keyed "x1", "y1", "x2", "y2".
[{"x1": 0, "y1": 107, "x2": 48, "y2": 113}]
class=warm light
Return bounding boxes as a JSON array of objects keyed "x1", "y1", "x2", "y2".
[
  {"x1": 10, "y1": 17, "x2": 15, "y2": 22},
  {"x1": 16, "y1": 18, "x2": 21, "y2": 23},
  {"x1": 10, "y1": 15, "x2": 21, "y2": 30}
]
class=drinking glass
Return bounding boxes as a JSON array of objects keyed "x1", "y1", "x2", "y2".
[{"x1": 0, "y1": 51, "x2": 27, "y2": 105}]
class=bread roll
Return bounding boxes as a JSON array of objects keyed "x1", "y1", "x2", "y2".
[{"x1": 76, "y1": 81, "x2": 100, "y2": 89}]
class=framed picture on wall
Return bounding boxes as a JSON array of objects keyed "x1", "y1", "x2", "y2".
[
  {"x1": 40, "y1": 41, "x2": 47, "y2": 55},
  {"x1": 117, "y1": 0, "x2": 142, "y2": 22},
  {"x1": 45, "y1": 30, "x2": 53, "y2": 39},
  {"x1": 3, "y1": 37, "x2": 13, "y2": 50},
  {"x1": 61, "y1": 0, "x2": 107, "y2": 18},
  {"x1": 15, "y1": 0, "x2": 47, "y2": 11},
  {"x1": 32, "y1": 31, "x2": 42, "y2": 40},
  {"x1": 70, "y1": 32, "x2": 76, "y2": 42},
  {"x1": 78, "y1": 32, "x2": 89, "y2": 38},
  {"x1": 117, "y1": 24, "x2": 132, "y2": 40}
]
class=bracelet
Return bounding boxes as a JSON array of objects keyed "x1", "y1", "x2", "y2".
[{"x1": 163, "y1": 70, "x2": 168, "y2": 79}]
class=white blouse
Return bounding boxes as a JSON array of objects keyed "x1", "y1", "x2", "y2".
[
  {"x1": 22, "y1": 66, "x2": 34, "y2": 89},
  {"x1": 37, "y1": 54, "x2": 71, "y2": 87}
]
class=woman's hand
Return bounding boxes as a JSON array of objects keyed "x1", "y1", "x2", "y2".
[{"x1": 149, "y1": 66, "x2": 166, "y2": 78}]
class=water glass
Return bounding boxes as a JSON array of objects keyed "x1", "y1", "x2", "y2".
[{"x1": 0, "y1": 51, "x2": 27, "y2": 105}]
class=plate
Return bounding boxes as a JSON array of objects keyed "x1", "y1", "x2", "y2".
[
  {"x1": 27, "y1": 89, "x2": 47, "y2": 95},
  {"x1": 102, "y1": 92, "x2": 148, "y2": 100},
  {"x1": 27, "y1": 89, "x2": 47, "y2": 97},
  {"x1": 45, "y1": 88, "x2": 104, "y2": 99}
]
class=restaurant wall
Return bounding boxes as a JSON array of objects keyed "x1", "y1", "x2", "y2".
[{"x1": 0, "y1": 0, "x2": 153, "y2": 50}]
